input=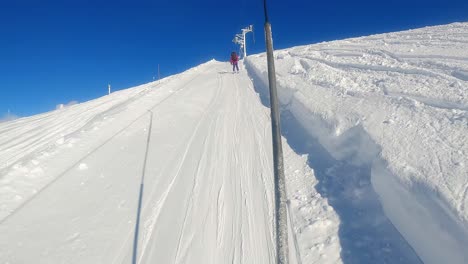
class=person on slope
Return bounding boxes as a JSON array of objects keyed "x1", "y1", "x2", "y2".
[{"x1": 230, "y1": 51, "x2": 240, "y2": 73}]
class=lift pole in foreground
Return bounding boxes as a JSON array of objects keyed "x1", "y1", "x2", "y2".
[{"x1": 263, "y1": 0, "x2": 289, "y2": 263}]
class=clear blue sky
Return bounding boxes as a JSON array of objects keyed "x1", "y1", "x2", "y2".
[{"x1": 1, "y1": 0, "x2": 467, "y2": 118}]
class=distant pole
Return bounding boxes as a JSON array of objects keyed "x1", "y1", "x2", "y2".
[
  {"x1": 263, "y1": 0, "x2": 289, "y2": 263},
  {"x1": 158, "y1": 64, "x2": 161, "y2": 80},
  {"x1": 243, "y1": 25, "x2": 253, "y2": 57},
  {"x1": 243, "y1": 30, "x2": 247, "y2": 57},
  {"x1": 108, "y1": 84, "x2": 111, "y2": 95}
]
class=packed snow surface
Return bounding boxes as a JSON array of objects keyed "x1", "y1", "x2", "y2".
[{"x1": 0, "y1": 22, "x2": 467, "y2": 263}]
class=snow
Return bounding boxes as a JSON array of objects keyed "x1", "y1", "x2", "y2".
[
  {"x1": 0, "y1": 22, "x2": 467, "y2": 263},
  {"x1": 246, "y1": 22, "x2": 468, "y2": 264},
  {"x1": 0, "y1": 61, "x2": 306, "y2": 263}
]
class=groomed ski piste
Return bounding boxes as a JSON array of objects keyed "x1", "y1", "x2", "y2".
[{"x1": 0, "y1": 22, "x2": 467, "y2": 263}]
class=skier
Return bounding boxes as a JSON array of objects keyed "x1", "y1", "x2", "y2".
[{"x1": 230, "y1": 51, "x2": 240, "y2": 73}]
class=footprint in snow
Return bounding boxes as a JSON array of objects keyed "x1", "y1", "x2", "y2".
[
  {"x1": 65, "y1": 232, "x2": 81, "y2": 242},
  {"x1": 118, "y1": 200, "x2": 127, "y2": 209}
]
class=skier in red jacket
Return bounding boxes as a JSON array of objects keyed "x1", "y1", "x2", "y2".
[{"x1": 230, "y1": 51, "x2": 240, "y2": 73}]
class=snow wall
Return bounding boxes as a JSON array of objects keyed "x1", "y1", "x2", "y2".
[{"x1": 244, "y1": 58, "x2": 468, "y2": 264}]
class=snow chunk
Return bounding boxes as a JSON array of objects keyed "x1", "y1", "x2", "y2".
[{"x1": 78, "y1": 163, "x2": 88, "y2": 171}]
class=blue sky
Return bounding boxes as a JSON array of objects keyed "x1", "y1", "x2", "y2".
[{"x1": 1, "y1": 0, "x2": 467, "y2": 119}]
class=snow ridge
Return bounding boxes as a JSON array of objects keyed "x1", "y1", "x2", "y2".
[{"x1": 246, "y1": 22, "x2": 468, "y2": 264}]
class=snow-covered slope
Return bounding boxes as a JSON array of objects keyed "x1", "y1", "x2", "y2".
[
  {"x1": 1, "y1": 61, "x2": 341, "y2": 263},
  {"x1": 0, "y1": 62, "x2": 271, "y2": 263},
  {"x1": 0, "y1": 22, "x2": 466, "y2": 264},
  {"x1": 246, "y1": 22, "x2": 468, "y2": 264}
]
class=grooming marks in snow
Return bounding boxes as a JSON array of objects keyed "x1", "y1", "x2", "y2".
[
  {"x1": 246, "y1": 22, "x2": 468, "y2": 264},
  {"x1": 0, "y1": 61, "x2": 318, "y2": 263}
]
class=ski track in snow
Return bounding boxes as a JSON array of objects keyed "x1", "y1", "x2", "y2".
[
  {"x1": 138, "y1": 69, "x2": 225, "y2": 263},
  {"x1": 130, "y1": 63, "x2": 280, "y2": 263},
  {"x1": 0, "y1": 62, "x2": 264, "y2": 264}
]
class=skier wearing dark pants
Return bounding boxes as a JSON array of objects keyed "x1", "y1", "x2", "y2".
[{"x1": 230, "y1": 51, "x2": 240, "y2": 72}]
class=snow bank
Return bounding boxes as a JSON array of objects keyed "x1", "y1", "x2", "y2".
[
  {"x1": 0, "y1": 72, "x2": 185, "y2": 221},
  {"x1": 246, "y1": 22, "x2": 468, "y2": 264}
]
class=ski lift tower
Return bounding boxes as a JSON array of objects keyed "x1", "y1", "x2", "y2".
[{"x1": 233, "y1": 25, "x2": 253, "y2": 59}]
